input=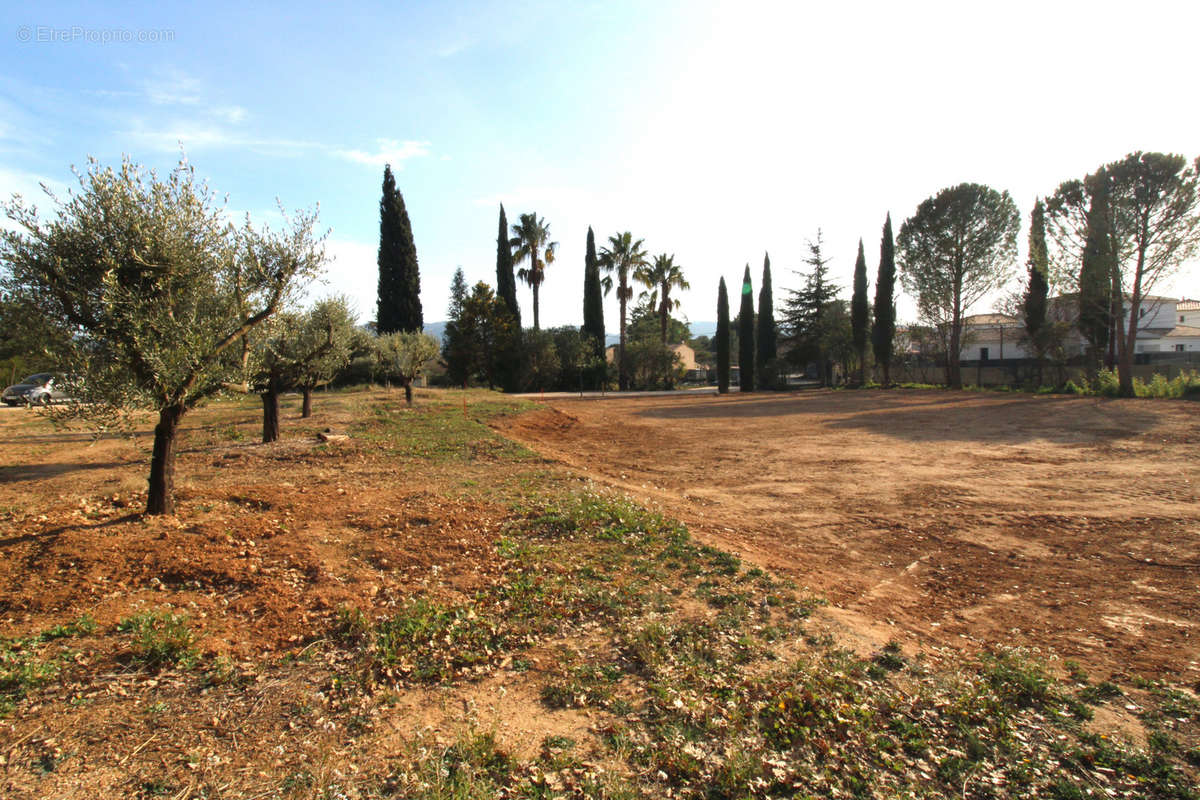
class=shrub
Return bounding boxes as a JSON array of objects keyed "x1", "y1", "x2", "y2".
[{"x1": 1094, "y1": 368, "x2": 1120, "y2": 396}]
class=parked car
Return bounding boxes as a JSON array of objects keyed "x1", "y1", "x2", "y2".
[{"x1": 2, "y1": 373, "x2": 71, "y2": 406}]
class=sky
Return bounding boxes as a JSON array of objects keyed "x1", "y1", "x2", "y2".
[{"x1": 2, "y1": 0, "x2": 1199, "y2": 331}]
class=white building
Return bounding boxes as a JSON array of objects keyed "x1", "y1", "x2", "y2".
[{"x1": 956, "y1": 295, "x2": 1199, "y2": 361}]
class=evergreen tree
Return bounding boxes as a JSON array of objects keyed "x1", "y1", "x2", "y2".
[
  {"x1": 897, "y1": 183, "x2": 1019, "y2": 388},
  {"x1": 1078, "y1": 176, "x2": 1113, "y2": 374},
  {"x1": 376, "y1": 165, "x2": 422, "y2": 334},
  {"x1": 716, "y1": 277, "x2": 730, "y2": 394},
  {"x1": 1022, "y1": 199, "x2": 1050, "y2": 382},
  {"x1": 851, "y1": 239, "x2": 869, "y2": 384},
  {"x1": 756, "y1": 253, "x2": 777, "y2": 389},
  {"x1": 738, "y1": 264, "x2": 755, "y2": 392},
  {"x1": 581, "y1": 226, "x2": 606, "y2": 389},
  {"x1": 783, "y1": 232, "x2": 839, "y2": 386},
  {"x1": 495, "y1": 204, "x2": 520, "y2": 326},
  {"x1": 442, "y1": 268, "x2": 472, "y2": 387},
  {"x1": 871, "y1": 214, "x2": 897, "y2": 385}
]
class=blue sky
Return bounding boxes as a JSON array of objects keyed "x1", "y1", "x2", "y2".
[{"x1": 3, "y1": 0, "x2": 1199, "y2": 329}]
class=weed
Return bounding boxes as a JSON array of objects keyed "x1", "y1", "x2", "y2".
[
  {"x1": 116, "y1": 610, "x2": 198, "y2": 669},
  {"x1": 370, "y1": 597, "x2": 507, "y2": 683}
]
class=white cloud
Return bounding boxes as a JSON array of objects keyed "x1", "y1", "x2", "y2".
[
  {"x1": 336, "y1": 139, "x2": 431, "y2": 168},
  {"x1": 121, "y1": 120, "x2": 317, "y2": 156}
]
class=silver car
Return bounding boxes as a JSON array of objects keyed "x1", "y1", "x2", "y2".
[{"x1": 1, "y1": 373, "x2": 69, "y2": 406}]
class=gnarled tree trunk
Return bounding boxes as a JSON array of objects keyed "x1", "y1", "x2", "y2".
[{"x1": 147, "y1": 403, "x2": 187, "y2": 515}]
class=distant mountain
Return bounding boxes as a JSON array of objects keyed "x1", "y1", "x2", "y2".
[
  {"x1": 423, "y1": 321, "x2": 447, "y2": 342},
  {"x1": 688, "y1": 321, "x2": 717, "y2": 338}
]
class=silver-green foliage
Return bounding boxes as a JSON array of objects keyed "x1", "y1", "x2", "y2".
[{"x1": 0, "y1": 156, "x2": 325, "y2": 419}]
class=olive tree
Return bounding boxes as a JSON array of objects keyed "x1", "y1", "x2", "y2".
[
  {"x1": 243, "y1": 296, "x2": 356, "y2": 443},
  {"x1": 0, "y1": 157, "x2": 324, "y2": 514},
  {"x1": 375, "y1": 331, "x2": 439, "y2": 406},
  {"x1": 291, "y1": 297, "x2": 358, "y2": 418},
  {"x1": 897, "y1": 183, "x2": 1019, "y2": 388}
]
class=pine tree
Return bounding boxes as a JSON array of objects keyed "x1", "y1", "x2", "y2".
[
  {"x1": 442, "y1": 268, "x2": 472, "y2": 387},
  {"x1": 581, "y1": 226, "x2": 606, "y2": 389},
  {"x1": 376, "y1": 165, "x2": 422, "y2": 334},
  {"x1": 871, "y1": 214, "x2": 897, "y2": 385},
  {"x1": 1079, "y1": 177, "x2": 1113, "y2": 374},
  {"x1": 738, "y1": 264, "x2": 755, "y2": 392},
  {"x1": 756, "y1": 253, "x2": 777, "y2": 389},
  {"x1": 1022, "y1": 199, "x2": 1050, "y2": 383},
  {"x1": 851, "y1": 239, "x2": 869, "y2": 384},
  {"x1": 716, "y1": 277, "x2": 730, "y2": 394},
  {"x1": 783, "y1": 232, "x2": 839, "y2": 385},
  {"x1": 496, "y1": 204, "x2": 520, "y2": 326}
]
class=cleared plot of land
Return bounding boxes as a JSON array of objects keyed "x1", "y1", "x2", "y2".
[{"x1": 498, "y1": 390, "x2": 1200, "y2": 679}]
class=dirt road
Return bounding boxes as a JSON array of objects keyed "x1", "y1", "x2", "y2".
[{"x1": 498, "y1": 389, "x2": 1200, "y2": 680}]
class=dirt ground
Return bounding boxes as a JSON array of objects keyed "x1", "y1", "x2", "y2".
[{"x1": 497, "y1": 389, "x2": 1200, "y2": 682}]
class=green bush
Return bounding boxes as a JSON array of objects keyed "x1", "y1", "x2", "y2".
[{"x1": 1094, "y1": 368, "x2": 1120, "y2": 396}]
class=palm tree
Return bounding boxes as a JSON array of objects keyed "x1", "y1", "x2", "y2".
[
  {"x1": 635, "y1": 253, "x2": 690, "y2": 344},
  {"x1": 599, "y1": 232, "x2": 648, "y2": 390},
  {"x1": 509, "y1": 213, "x2": 557, "y2": 330}
]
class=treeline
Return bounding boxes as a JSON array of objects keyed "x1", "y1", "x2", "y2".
[
  {"x1": 438, "y1": 212, "x2": 697, "y2": 392},
  {"x1": 708, "y1": 151, "x2": 1199, "y2": 396}
]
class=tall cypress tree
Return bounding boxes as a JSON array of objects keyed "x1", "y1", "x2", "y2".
[
  {"x1": 581, "y1": 226, "x2": 606, "y2": 389},
  {"x1": 851, "y1": 238, "x2": 869, "y2": 384},
  {"x1": 376, "y1": 165, "x2": 422, "y2": 334},
  {"x1": 495, "y1": 204, "x2": 520, "y2": 326},
  {"x1": 738, "y1": 264, "x2": 755, "y2": 392},
  {"x1": 1023, "y1": 199, "x2": 1050, "y2": 383},
  {"x1": 871, "y1": 214, "x2": 897, "y2": 385},
  {"x1": 716, "y1": 277, "x2": 730, "y2": 394},
  {"x1": 756, "y1": 253, "x2": 777, "y2": 389},
  {"x1": 1079, "y1": 178, "x2": 1113, "y2": 374}
]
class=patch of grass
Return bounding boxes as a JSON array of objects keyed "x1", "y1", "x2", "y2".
[
  {"x1": 116, "y1": 610, "x2": 198, "y2": 670},
  {"x1": 0, "y1": 615, "x2": 97, "y2": 714},
  {"x1": 353, "y1": 395, "x2": 536, "y2": 463},
  {"x1": 369, "y1": 597, "x2": 508, "y2": 684}
]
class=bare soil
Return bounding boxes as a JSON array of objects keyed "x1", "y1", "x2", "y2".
[{"x1": 497, "y1": 389, "x2": 1200, "y2": 681}]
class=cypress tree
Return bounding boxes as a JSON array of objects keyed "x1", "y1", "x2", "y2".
[
  {"x1": 851, "y1": 238, "x2": 869, "y2": 385},
  {"x1": 376, "y1": 164, "x2": 422, "y2": 334},
  {"x1": 738, "y1": 264, "x2": 755, "y2": 392},
  {"x1": 1079, "y1": 177, "x2": 1113, "y2": 375},
  {"x1": 871, "y1": 214, "x2": 897, "y2": 385},
  {"x1": 496, "y1": 204, "x2": 520, "y2": 326},
  {"x1": 1022, "y1": 199, "x2": 1050, "y2": 383},
  {"x1": 581, "y1": 226, "x2": 606, "y2": 389},
  {"x1": 716, "y1": 277, "x2": 730, "y2": 394},
  {"x1": 756, "y1": 253, "x2": 777, "y2": 389}
]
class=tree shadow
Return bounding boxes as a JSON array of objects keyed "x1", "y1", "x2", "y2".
[
  {"x1": 822, "y1": 396, "x2": 1162, "y2": 444},
  {"x1": 2, "y1": 430, "x2": 152, "y2": 445},
  {"x1": 633, "y1": 391, "x2": 1164, "y2": 445},
  {"x1": 0, "y1": 460, "x2": 130, "y2": 484},
  {"x1": 0, "y1": 512, "x2": 141, "y2": 550},
  {"x1": 633, "y1": 390, "x2": 972, "y2": 421}
]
